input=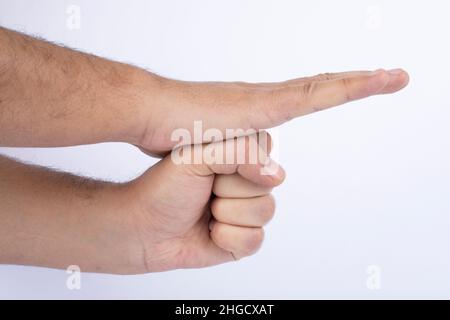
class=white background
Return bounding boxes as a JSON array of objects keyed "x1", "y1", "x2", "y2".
[{"x1": 0, "y1": 0, "x2": 449, "y2": 299}]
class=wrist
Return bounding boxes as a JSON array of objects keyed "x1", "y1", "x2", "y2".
[
  {"x1": 74, "y1": 182, "x2": 150, "y2": 274},
  {"x1": 119, "y1": 68, "x2": 171, "y2": 149},
  {"x1": 83, "y1": 181, "x2": 181, "y2": 274}
]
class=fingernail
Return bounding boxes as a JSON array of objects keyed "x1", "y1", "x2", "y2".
[{"x1": 388, "y1": 68, "x2": 404, "y2": 75}]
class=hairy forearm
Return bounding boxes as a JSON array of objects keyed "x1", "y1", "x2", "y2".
[
  {"x1": 0, "y1": 27, "x2": 162, "y2": 147},
  {"x1": 0, "y1": 155, "x2": 141, "y2": 273}
]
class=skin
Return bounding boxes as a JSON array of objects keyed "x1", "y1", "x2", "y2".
[{"x1": 0, "y1": 27, "x2": 409, "y2": 274}]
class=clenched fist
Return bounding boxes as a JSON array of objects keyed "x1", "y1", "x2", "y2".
[{"x1": 129, "y1": 132, "x2": 283, "y2": 272}]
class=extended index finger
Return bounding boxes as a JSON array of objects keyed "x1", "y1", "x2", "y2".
[{"x1": 251, "y1": 68, "x2": 409, "y2": 128}]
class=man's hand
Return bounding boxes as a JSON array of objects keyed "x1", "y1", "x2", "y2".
[
  {"x1": 0, "y1": 27, "x2": 409, "y2": 153},
  {"x1": 0, "y1": 26, "x2": 409, "y2": 274},
  {"x1": 0, "y1": 133, "x2": 283, "y2": 274},
  {"x1": 129, "y1": 132, "x2": 284, "y2": 272}
]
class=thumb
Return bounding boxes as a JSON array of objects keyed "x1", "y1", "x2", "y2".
[{"x1": 172, "y1": 130, "x2": 284, "y2": 187}]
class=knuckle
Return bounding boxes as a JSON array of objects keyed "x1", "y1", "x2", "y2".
[
  {"x1": 299, "y1": 81, "x2": 317, "y2": 102},
  {"x1": 313, "y1": 72, "x2": 334, "y2": 81}
]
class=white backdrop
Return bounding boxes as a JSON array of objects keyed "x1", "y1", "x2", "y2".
[{"x1": 0, "y1": 0, "x2": 449, "y2": 299}]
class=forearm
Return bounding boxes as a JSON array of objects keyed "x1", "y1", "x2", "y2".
[
  {"x1": 0, "y1": 27, "x2": 161, "y2": 147},
  {"x1": 0, "y1": 155, "x2": 141, "y2": 273}
]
